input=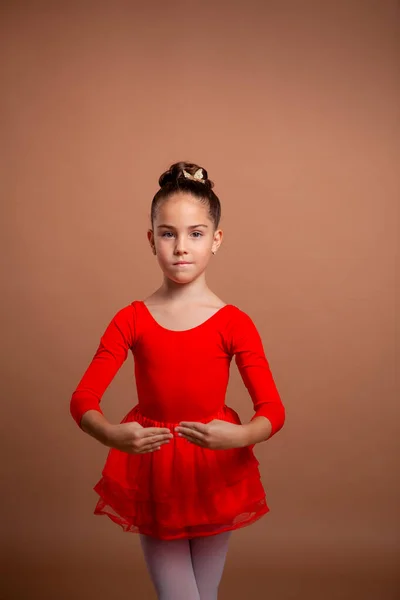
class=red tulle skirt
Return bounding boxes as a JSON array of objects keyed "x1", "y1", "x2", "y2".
[{"x1": 93, "y1": 404, "x2": 270, "y2": 540}]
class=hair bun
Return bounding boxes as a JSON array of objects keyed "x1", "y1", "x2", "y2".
[{"x1": 158, "y1": 161, "x2": 214, "y2": 189}]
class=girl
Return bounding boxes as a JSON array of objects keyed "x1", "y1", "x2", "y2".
[{"x1": 70, "y1": 161, "x2": 285, "y2": 600}]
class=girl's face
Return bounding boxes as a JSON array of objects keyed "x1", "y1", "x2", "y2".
[{"x1": 148, "y1": 193, "x2": 222, "y2": 284}]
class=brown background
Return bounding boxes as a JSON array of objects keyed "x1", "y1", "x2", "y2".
[{"x1": 1, "y1": 1, "x2": 399, "y2": 599}]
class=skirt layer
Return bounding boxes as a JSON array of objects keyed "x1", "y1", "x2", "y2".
[{"x1": 93, "y1": 403, "x2": 270, "y2": 539}]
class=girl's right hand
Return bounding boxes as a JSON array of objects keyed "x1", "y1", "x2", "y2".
[{"x1": 105, "y1": 422, "x2": 173, "y2": 454}]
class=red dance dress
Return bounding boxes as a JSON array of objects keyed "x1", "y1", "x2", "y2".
[{"x1": 70, "y1": 300, "x2": 285, "y2": 540}]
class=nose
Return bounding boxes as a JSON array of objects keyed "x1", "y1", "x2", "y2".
[{"x1": 174, "y1": 237, "x2": 188, "y2": 255}]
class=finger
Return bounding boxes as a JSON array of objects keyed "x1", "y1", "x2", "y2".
[
  {"x1": 179, "y1": 422, "x2": 208, "y2": 433},
  {"x1": 138, "y1": 444, "x2": 159, "y2": 453},
  {"x1": 140, "y1": 439, "x2": 169, "y2": 453},
  {"x1": 140, "y1": 445, "x2": 161, "y2": 454},
  {"x1": 144, "y1": 435, "x2": 172, "y2": 448},
  {"x1": 139, "y1": 434, "x2": 170, "y2": 448},
  {"x1": 178, "y1": 425, "x2": 206, "y2": 441},
  {"x1": 180, "y1": 432, "x2": 206, "y2": 447},
  {"x1": 143, "y1": 427, "x2": 171, "y2": 437}
]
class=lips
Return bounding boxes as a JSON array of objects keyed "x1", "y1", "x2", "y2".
[{"x1": 174, "y1": 262, "x2": 192, "y2": 265}]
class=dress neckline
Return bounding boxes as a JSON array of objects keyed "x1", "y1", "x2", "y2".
[{"x1": 138, "y1": 300, "x2": 233, "y2": 333}]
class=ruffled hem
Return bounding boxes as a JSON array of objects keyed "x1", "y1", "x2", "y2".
[
  {"x1": 94, "y1": 491, "x2": 269, "y2": 539},
  {"x1": 92, "y1": 403, "x2": 270, "y2": 539}
]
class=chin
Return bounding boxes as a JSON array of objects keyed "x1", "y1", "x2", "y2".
[{"x1": 167, "y1": 270, "x2": 197, "y2": 283}]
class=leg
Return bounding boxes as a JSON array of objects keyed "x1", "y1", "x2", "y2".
[
  {"x1": 139, "y1": 533, "x2": 200, "y2": 600},
  {"x1": 189, "y1": 530, "x2": 232, "y2": 600}
]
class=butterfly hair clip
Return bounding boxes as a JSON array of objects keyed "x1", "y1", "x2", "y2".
[{"x1": 182, "y1": 168, "x2": 205, "y2": 183}]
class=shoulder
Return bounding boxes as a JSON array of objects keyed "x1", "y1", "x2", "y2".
[
  {"x1": 101, "y1": 302, "x2": 138, "y2": 347},
  {"x1": 224, "y1": 304, "x2": 258, "y2": 327},
  {"x1": 111, "y1": 302, "x2": 137, "y2": 323},
  {"x1": 220, "y1": 304, "x2": 262, "y2": 349}
]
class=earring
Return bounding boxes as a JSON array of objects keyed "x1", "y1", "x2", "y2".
[{"x1": 212, "y1": 250, "x2": 216, "y2": 255}]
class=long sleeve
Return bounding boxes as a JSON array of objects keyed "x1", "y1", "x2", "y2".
[
  {"x1": 70, "y1": 304, "x2": 136, "y2": 430},
  {"x1": 228, "y1": 309, "x2": 285, "y2": 439}
]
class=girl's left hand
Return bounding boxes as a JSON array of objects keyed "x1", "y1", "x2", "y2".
[{"x1": 175, "y1": 419, "x2": 247, "y2": 450}]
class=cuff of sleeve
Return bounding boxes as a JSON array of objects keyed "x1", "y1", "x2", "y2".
[
  {"x1": 251, "y1": 404, "x2": 285, "y2": 438},
  {"x1": 70, "y1": 396, "x2": 104, "y2": 430}
]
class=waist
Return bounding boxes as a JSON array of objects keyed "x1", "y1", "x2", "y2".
[{"x1": 126, "y1": 403, "x2": 242, "y2": 429}]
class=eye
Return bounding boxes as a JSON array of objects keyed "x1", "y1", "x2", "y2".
[{"x1": 161, "y1": 231, "x2": 203, "y2": 238}]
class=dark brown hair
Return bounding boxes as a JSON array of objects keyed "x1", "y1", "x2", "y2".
[{"x1": 151, "y1": 161, "x2": 221, "y2": 231}]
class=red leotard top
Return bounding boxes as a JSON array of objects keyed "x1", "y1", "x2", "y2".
[{"x1": 70, "y1": 300, "x2": 285, "y2": 540}]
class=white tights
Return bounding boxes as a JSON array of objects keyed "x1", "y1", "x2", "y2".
[{"x1": 139, "y1": 530, "x2": 232, "y2": 600}]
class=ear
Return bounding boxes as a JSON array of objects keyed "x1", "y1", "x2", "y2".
[
  {"x1": 212, "y1": 229, "x2": 223, "y2": 251},
  {"x1": 147, "y1": 229, "x2": 156, "y2": 254}
]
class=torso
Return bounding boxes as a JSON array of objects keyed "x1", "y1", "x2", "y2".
[{"x1": 142, "y1": 294, "x2": 228, "y2": 332}]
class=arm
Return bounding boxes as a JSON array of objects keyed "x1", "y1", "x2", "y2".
[
  {"x1": 70, "y1": 304, "x2": 136, "y2": 435},
  {"x1": 241, "y1": 416, "x2": 272, "y2": 446},
  {"x1": 80, "y1": 410, "x2": 114, "y2": 445},
  {"x1": 229, "y1": 309, "x2": 286, "y2": 445}
]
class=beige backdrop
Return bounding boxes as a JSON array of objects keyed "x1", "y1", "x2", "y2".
[{"x1": 1, "y1": 1, "x2": 399, "y2": 599}]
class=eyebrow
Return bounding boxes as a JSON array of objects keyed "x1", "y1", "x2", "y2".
[{"x1": 157, "y1": 224, "x2": 209, "y2": 229}]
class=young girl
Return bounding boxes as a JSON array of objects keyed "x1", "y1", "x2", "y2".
[{"x1": 70, "y1": 161, "x2": 285, "y2": 600}]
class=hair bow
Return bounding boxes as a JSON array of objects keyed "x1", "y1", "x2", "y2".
[{"x1": 182, "y1": 168, "x2": 205, "y2": 183}]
